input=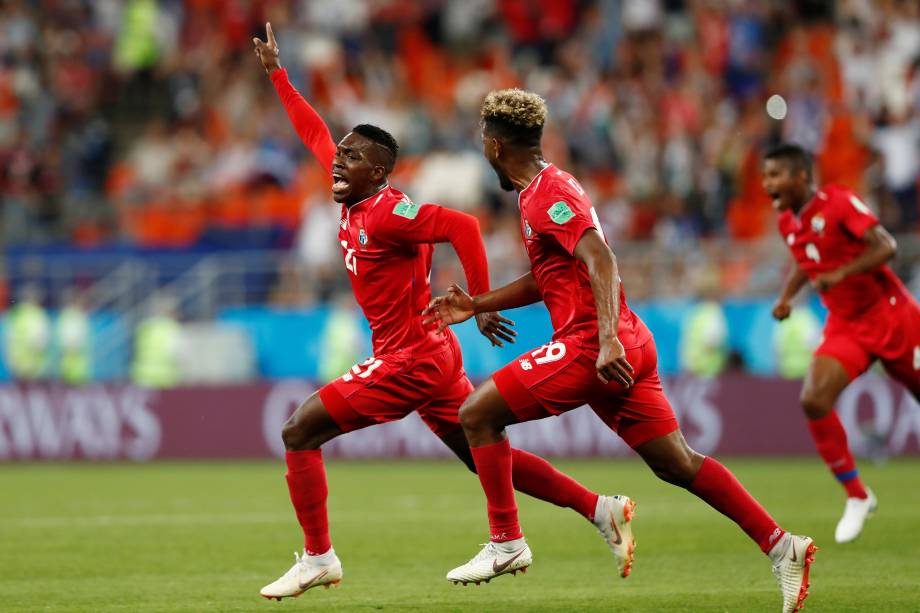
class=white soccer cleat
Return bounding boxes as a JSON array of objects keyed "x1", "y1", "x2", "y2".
[
  {"x1": 260, "y1": 550, "x2": 342, "y2": 600},
  {"x1": 593, "y1": 495, "x2": 637, "y2": 578},
  {"x1": 446, "y1": 540, "x2": 532, "y2": 585},
  {"x1": 770, "y1": 534, "x2": 817, "y2": 613},
  {"x1": 834, "y1": 488, "x2": 877, "y2": 544}
]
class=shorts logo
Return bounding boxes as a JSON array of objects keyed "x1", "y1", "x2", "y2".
[
  {"x1": 548, "y1": 201, "x2": 574, "y2": 225},
  {"x1": 519, "y1": 359, "x2": 533, "y2": 371},
  {"x1": 393, "y1": 198, "x2": 420, "y2": 219},
  {"x1": 359, "y1": 228, "x2": 368, "y2": 245},
  {"x1": 914, "y1": 346, "x2": 920, "y2": 371}
]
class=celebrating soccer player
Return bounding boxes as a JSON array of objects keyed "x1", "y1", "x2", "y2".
[
  {"x1": 425, "y1": 90, "x2": 816, "y2": 613},
  {"x1": 252, "y1": 24, "x2": 623, "y2": 600},
  {"x1": 763, "y1": 143, "x2": 919, "y2": 544}
]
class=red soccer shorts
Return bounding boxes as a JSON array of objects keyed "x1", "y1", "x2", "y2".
[
  {"x1": 816, "y1": 293, "x2": 920, "y2": 392},
  {"x1": 318, "y1": 334, "x2": 472, "y2": 437},
  {"x1": 493, "y1": 335, "x2": 679, "y2": 449}
]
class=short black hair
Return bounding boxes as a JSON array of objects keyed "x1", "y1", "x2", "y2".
[
  {"x1": 764, "y1": 143, "x2": 813, "y2": 180},
  {"x1": 351, "y1": 124, "x2": 398, "y2": 173}
]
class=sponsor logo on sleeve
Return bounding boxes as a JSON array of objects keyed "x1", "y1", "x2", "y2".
[
  {"x1": 392, "y1": 199, "x2": 420, "y2": 219},
  {"x1": 548, "y1": 201, "x2": 575, "y2": 225}
]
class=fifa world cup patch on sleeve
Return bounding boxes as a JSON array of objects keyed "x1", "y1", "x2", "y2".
[
  {"x1": 548, "y1": 201, "x2": 574, "y2": 224},
  {"x1": 392, "y1": 200, "x2": 421, "y2": 220}
]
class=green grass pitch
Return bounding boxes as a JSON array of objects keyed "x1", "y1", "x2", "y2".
[{"x1": 2, "y1": 458, "x2": 919, "y2": 612}]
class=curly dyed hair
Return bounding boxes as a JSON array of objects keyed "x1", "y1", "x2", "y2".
[{"x1": 480, "y1": 88, "x2": 547, "y2": 147}]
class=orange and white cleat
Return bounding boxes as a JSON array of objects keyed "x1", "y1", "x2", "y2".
[
  {"x1": 594, "y1": 495, "x2": 637, "y2": 578},
  {"x1": 446, "y1": 539, "x2": 532, "y2": 585},
  {"x1": 260, "y1": 549, "x2": 342, "y2": 600},
  {"x1": 770, "y1": 534, "x2": 817, "y2": 613}
]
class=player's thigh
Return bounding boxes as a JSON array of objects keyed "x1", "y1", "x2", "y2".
[
  {"x1": 282, "y1": 390, "x2": 344, "y2": 451},
  {"x1": 458, "y1": 377, "x2": 524, "y2": 440},
  {"x1": 590, "y1": 339, "x2": 679, "y2": 450},
  {"x1": 319, "y1": 353, "x2": 423, "y2": 434},
  {"x1": 416, "y1": 346, "x2": 474, "y2": 439},
  {"x1": 801, "y1": 353, "x2": 858, "y2": 418},
  {"x1": 878, "y1": 302, "x2": 920, "y2": 398},
  {"x1": 490, "y1": 338, "x2": 597, "y2": 425}
]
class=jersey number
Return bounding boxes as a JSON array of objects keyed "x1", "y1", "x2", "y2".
[
  {"x1": 342, "y1": 357, "x2": 382, "y2": 381},
  {"x1": 531, "y1": 342, "x2": 567, "y2": 365},
  {"x1": 341, "y1": 240, "x2": 358, "y2": 275},
  {"x1": 805, "y1": 243, "x2": 821, "y2": 263}
]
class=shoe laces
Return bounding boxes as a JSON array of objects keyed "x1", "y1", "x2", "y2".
[{"x1": 470, "y1": 542, "x2": 498, "y2": 564}]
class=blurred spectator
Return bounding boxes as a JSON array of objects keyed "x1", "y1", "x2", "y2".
[
  {"x1": 773, "y1": 304, "x2": 821, "y2": 379},
  {"x1": 3, "y1": 284, "x2": 50, "y2": 380},
  {"x1": 55, "y1": 287, "x2": 92, "y2": 384},
  {"x1": 0, "y1": 0, "x2": 917, "y2": 304},
  {"x1": 679, "y1": 273, "x2": 728, "y2": 377},
  {"x1": 131, "y1": 293, "x2": 183, "y2": 388}
]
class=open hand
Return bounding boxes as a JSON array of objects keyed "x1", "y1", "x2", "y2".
[
  {"x1": 422, "y1": 283, "x2": 475, "y2": 332},
  {"x1": 475, "y1": 312, "x2": 516, "y2": 347},
  {"x1": 252, "y1": 22, "x2": 281, "y2": 74},
  {"x1": 597, "y1": 337, "x2": 634, "y2": 387}
]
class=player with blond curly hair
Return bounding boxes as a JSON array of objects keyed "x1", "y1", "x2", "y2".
[{"x1": 425, "y1": 89, "x2": 816, "y2": 613}]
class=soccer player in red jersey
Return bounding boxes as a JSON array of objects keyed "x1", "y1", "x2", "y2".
[
  {"x1": 763, "y1": 143, "x2": 919, "y2": 544},
  {"x1": 425, "y1": 90, "x2": 815, "y2": 613},
  {"x1": 252, "y1": 25, "x2": 616, "y2": 600}
]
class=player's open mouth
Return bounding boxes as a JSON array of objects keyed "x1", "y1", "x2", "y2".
[
  {"x1": 332, "y1": 172, "x2": 350, "y2": 194},
  {"x1": 770, "y1": 193, "x2": 782, "y2": 209}
]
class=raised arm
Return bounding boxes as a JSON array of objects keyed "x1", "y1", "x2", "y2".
[
  {"x1": 253, "y1": 23, "x2": 336, "y2": 174},
  {"x1": 772, "y1": 262, "x2": 809, "y2": 321},
  {"x1": 572, "y1": 229, "x2": 634, "y2": 388}
]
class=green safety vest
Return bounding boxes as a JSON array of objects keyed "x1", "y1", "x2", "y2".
[
  {"x1": 5, "y1": 303, "x2": 51, "y2": 380},
  {"x1": 680, "y1": 302, "x2": 729, "y2": 378},
  {"x1": 131, "y1": 316, "x2": 181, "y2": 388},
  {"x1": 57, "y1": 306, "x2": 91, "y2": 385},
  {"x1": 775, "y1": 309, "x2": 821, "y2": 379}
]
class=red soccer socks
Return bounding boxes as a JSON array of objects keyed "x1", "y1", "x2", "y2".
[
  {"x1": 807, "y1": 412, "x2": 868, "y2": 499},
  {"x1": 285, "y1": 449, "x2": 331, "y2": 556},
  {"x1": 511, "y1": 448, "x2": 599, "y2": 520},
  {"x1": 690, "y1": 456, "x2": 785, "y2": 554},
  {"x1": 471, "y1": 439, "x2": 523, "y2": 542}
]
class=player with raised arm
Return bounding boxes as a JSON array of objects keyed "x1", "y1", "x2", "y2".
[
  {"x1": 252, "y1": 25, "x2": 621, "y2": 600},
  {"x1": 763, "y1": 143, "x2": 919, "y2": 543},
  {"x1": 425, "y1": 90, "x2": 816, "y2": 613}
]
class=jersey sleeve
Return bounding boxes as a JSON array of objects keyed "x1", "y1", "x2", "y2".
[
  {"x1": 833, "y1": 188, "x2": 879, "y2": 239},
  {"x1": 270, "y1": 68, "x2": 337, "y2": 174},
  {"x1": 528, "y1": 188, "x2": 598, "y2": 256},
  {"x1": 374, "y1": 201, "x2": 490, "y2": 295}
]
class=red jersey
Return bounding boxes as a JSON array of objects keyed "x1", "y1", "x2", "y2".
[
  {"x1": 270, "y1": 68, "x2": 488, "y2": 356},
  {"x1": 518, "y1": 164, "x2": 651, "y2": 350},
  {"x1": 777, "y1": 184, "x2": 911, "y2": 320}
]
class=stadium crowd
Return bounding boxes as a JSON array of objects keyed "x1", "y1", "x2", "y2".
[{"x1": 1, "y1": 0, "x2": 919, "y2": 303}]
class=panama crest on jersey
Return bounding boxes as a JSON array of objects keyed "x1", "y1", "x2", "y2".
[
  {"x1": 524, "y1": 219, "x2": 533, "y2": 239},
  {"x1": 358, "y1": 228, "x2": 368, "y2": 246},
  {"x1": 811, "y1": 214, "x2": 825, "y2": 235}
]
